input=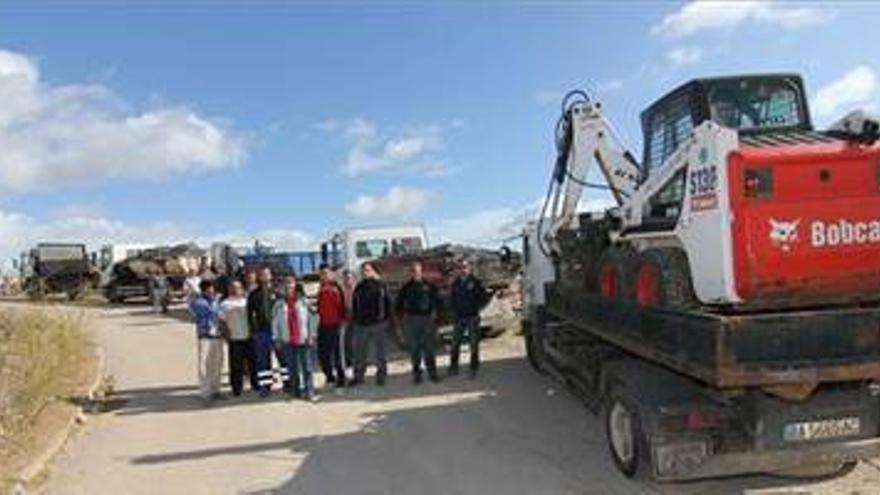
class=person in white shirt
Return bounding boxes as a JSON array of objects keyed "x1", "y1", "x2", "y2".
[{"x1": 219, "y1": 281, "x2": 257, "y2": 396}]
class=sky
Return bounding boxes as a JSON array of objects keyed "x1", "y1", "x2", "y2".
[{"x1": 1, "y1": 0, "x2": 879, "y2": 271}]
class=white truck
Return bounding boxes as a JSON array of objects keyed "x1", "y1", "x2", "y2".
[{"x1": 321, "y1": 224, "x2": 429, "y2": 274}]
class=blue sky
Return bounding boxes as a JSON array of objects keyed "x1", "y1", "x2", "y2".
[{"x1": 0, "y1": 1, "x2": 878, "y2": 266}]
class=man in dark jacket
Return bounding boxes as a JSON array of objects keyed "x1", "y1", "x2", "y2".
[
  {"x1": 449, "y1": 259, "x2": 491, "y2": 378},
  {"x1": 247, "y1": 266, "x2": 278, "y2": 397},
  {"x1": 397, "y1": 261, "x2": 441, "y2": 384},
  {"x1": 351, "y1": 262, "x2": 392, "y2": 386}
]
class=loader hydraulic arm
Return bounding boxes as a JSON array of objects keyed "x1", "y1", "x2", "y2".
[{"x1": 544, "y1": 97, "x2": 642, "y2": 253}]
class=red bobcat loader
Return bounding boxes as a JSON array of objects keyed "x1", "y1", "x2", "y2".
[{"x1": 521, "y1": 74, "x2": 880, "y2": 481}]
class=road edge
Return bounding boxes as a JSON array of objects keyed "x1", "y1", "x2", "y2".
[{"x1": 14, "y1": 344, "x2": 106, "y2": 489}]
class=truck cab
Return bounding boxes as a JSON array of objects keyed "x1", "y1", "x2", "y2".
[{"x1": 322, "y1": 225, "x2": 428, "y2": 274}]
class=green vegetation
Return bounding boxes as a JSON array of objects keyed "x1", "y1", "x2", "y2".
[{"x1": 0, "y1": 307, "x2": 92, "y2": 488}]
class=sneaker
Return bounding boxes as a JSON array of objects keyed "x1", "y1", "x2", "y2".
[
  {"x1": 376, "y1": 376, "x2": 386, "y2": 387},
  {"x1": 413, "y1": 374, "x2": 423, "y2": 385},
  {"x1": 258, "y1": 389, "x2": 271, "y2": 399}
]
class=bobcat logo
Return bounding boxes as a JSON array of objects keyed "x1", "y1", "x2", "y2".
[{"x1": 769, "y1": 218, "x2": 800, "y2": 252}]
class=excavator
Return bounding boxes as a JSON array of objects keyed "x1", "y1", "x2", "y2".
[{"x1": 522, "y1": 73, "x2": 880, "y2": 481}]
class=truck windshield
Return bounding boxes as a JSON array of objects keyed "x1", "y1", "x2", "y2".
[{"x1": 707, "y1": 78, "x2": 805, "y2": 132}]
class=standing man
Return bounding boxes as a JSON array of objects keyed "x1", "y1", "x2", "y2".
[
  {"x1": 247, "y1": 266, "x2": 278, "y2": 397},
  {"x1": 316, "y1": 264, "x2": 347, "y2": 388},
  {"x1": 272, "y1": 276, "x2": 318, "y2": 400},
  {"x1": 189, "y1": 279, "x2": 223, "y2": 405},
  {"x1": 220, "y1": 281, "x2": 257, "y2": 396},
  {"x1": 351, "y1": 262, "x2": 391, "y2": 386},
  {"x1": 340, "y1": 269, "x2": 357, "y2": 371},
  {"x1": 243, "y1": 269, "x2": 258, "y2": 293},
  {"x1": 148, "y1": 268, "x2": 169, "y2": 314},
  {"x1": 396, "y1": 261, "x2": 441, "y2": 384},
  {"x1": 450, "y1": 259, "x2": 491, "y2": 378}
]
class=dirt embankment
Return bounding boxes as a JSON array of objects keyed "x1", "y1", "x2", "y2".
[{"x1": 0, "y1": 306, "x2": 95, "y2": 492}]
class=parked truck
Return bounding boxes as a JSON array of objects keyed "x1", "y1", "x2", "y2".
[
  {"x1": 103, "y1": 243, "x2": 204, "y2": 303},
  {"x1": 522, "y1": 74, "x2": 880, "y2": 481},
  {"x1": 20, "y1": 243, "x2": 95, "y2": 301}
]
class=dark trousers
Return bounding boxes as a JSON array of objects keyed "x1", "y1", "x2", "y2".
[
  {"x1": 343, "y1": 323, "x2": 355, "y2": 369},
  {"x1": 318, "y1": 325, "x2": 346, "y2": 385},
  {"x1": 450, "y1": 316, "x2": 481, "y2": 372},
  {"x1": 279, "y1": 344, "x2": 314, "y2": 396},
  {"x1": 227, "y1": 339, "x2": 258, "y2": 395},
  {"x1": 253, "y1": 329, "x2": 275, "y2": 392},
  {"x1": 353, "y1": 322, "x2": 388, "y2": 383},
  {"x1": 406, "y1": 315, "x2": 437, "y2": 378}
]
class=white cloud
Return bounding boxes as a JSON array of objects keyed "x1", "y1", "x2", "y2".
[
  {"x1": 813, "y1": 66, "x2": 878, "y2": 119},
  {"x1": 344, "y1": 186, "x2": 434, "y2": 219},
  {"x1": 666, "y1": 46, "x2": 703, "y2": 66},
  {"x1": 651, "y1": 1, "x2": 833, "y2": 39},
  {"x1": 0, "y1": 48, "x2": 245, "y2": 192},
  {"x1": 317, "y1": 117, "x2": 456, "y2": 177},
  {"x1": 0, "y1": 207, "x2": 315, "y2": 274}
]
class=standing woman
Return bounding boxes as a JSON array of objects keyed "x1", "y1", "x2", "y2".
[{"x1": 272, "y1": 275, "x2": 319, "y2": 401}]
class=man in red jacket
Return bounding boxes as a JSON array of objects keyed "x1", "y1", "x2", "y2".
[{"x1": 317, "y1": 264, "x2": 348, "y2": 388}]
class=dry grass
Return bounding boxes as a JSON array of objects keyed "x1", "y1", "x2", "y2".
[{"x1": 0, "y1": 307, "x2": 92, "y2": 490}]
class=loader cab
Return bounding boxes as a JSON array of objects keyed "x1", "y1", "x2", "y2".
[
  {"x1": 636, "y1": 74, "x2": 811, "y2": 230},
  {"x1": 640, "y1": 73, "x2": 811, "y2": 175}
]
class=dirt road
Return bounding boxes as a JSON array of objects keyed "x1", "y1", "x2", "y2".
[{"x1": 43, "y1": 304, "x2": 880, "y2": 494}]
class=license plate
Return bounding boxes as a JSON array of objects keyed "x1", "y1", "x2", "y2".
[{"x1": 783, "y1": 417, "x2": 861, "y2": 442}]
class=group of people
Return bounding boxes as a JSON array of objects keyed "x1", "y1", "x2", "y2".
[{"x1": 187, "y1": 258, "x2": 492, "y2": 405}]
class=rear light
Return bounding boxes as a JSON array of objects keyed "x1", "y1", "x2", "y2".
[{"x1": 744, "y1": 167, "x2": 773, "y2": 199}]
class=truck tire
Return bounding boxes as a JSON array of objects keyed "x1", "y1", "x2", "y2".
[
  {"x1": 524, "y1": 325, "x2": 546, "y2": 374},
  {"x1": 605, "y1": 390, "x2": 649, "y2": 479},
  {"x1": 631, "y1": 249, "x2": 696, "y2": 310},
  {"x1": 597, "y1": 249, "x2": 631, "y2": 300}
]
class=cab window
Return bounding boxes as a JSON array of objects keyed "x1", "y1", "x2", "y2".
[
  {"x1": 646, "y1": 97, "x2": 693, "y2": 172},
  {"x1": 391, "y1": 237, "x2": 423, "y2": 255},
  {"x1": 355, "y1": 239, "x2": 389, "y2": 258}
]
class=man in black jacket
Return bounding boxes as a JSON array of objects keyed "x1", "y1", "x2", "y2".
[
  {"x1": 351, "y1": 262, "x2": 392, "y2": 386},
  {"x1": 396, "y1": 261, "x2": 441, "y2": 384},
  {"x1": 449, "y1": 259, "x2": 490, "y2": 378},
  {"x1": 247, "y1": 266, "x2": 279, "y2": 397}
]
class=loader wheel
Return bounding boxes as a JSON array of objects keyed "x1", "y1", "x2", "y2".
[
  {"x1": 597, "y1": 249, "x2": 630, "y2": 300},
  {"x1": 632, "y1": 249, "x2": 696, "y2": 310},
  {"x1": 605, "y1": 391, "x2": 649, "y2": 479}
]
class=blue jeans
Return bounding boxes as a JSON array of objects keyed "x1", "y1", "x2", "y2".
[{"x1": 280, "y1": 344, "x2": 314, "y2": 397}]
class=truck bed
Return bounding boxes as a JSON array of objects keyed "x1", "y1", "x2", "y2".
[{"x1": 545, "y1": 283, "x2": 880, "y2": 388}]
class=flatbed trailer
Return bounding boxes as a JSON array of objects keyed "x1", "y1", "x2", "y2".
[{"x1": 523, "y1": 282, "x2": 880, "y2": 480}]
